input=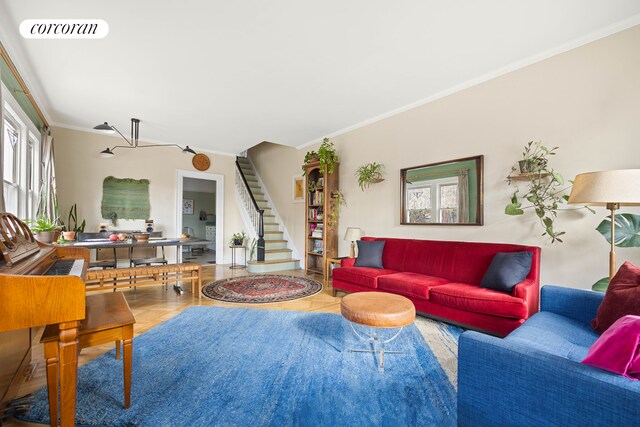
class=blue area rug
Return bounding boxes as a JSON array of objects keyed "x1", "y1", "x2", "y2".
[{"x1": 20, "y1": 307, "x2": 459, "y2": 426}]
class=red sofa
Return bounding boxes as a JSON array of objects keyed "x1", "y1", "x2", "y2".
[{"x1": 332, "y1": 237, "x2": 541, "y2": 336}]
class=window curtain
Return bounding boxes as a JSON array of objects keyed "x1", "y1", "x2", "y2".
[
  {"x1": 458, "y1": 168, "x2": 469, "y2": 223},
  {"x1": 37, "y1": 129, "x2": 58, "y2": 220},
  {"x1": 0, "y1": 66, "x2": 5, "y2": 212}
]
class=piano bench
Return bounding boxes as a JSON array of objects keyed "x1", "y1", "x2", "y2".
[
  {"x1": 84, "y1": 263, "x2": 203, "y2": 298},
  {"x1": 41, "y1": 292, "x2": 135, "y2": 418}
]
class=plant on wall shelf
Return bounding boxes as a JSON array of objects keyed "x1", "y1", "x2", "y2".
[
  {"x1": 327, "y1": 190, "x2": 347, "y2": 227},
  {"x1": 505, "y1": 141, "x2": 591, "y2": 243},
  {"x1": 355, "y1": 162, "x2": 385, "y2": 191},
  {"x1": 591, "y1": 213, "x2": 640, "y2": 292}
]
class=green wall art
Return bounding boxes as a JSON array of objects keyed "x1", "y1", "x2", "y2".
[{"x1": 101, "y1": 176, "x2": 151, "y2": 224}]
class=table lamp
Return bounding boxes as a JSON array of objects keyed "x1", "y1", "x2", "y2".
[
  {"x1": 568, "y1": 169, "x2": 640, "y2": 279},
  {"x1": 344, "y1": 227, "x2": 363, "y2": 258}
]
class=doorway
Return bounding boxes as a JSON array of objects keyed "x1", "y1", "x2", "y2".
[{"x1": 176, "y1": 170, "x2": 224, "y2": 265}]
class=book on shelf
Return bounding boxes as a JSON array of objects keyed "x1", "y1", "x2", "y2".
[
  {"x1": 307, "y1": 208, "x2": 324, "y2": 221},
  {"x1": 313, "y1": 239, "x2": 324, "y2": 254},
  {"x1": 311, "y1": 223, "x2": 323, "y2": 238},
  {"x1": 308, "y1": 190, "x2": 324, "y2": 205}
]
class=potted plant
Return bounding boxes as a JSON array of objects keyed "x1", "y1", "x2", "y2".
[
  {"x1": 301, "y1": 150, "x2": 318, "y2": 175},
  {"x1": 505, "y1": 142, "x2": 570, "y2": 243},
  {"x1": 61, "y1": 203, "x2": 86, "y2": 240},
  {"x1": 26, "y1": 216, "x2": 58, "y2": 243},
  {"x1": 230, "y1": 231, "x2": 247, "y2": 246},
  {"x1": 516, "y1": 141, "x2": 550, "y2": 174},
  {"x1": 317, "y1": 138, "x2": 339, "y2": 174},
  {"x1": 355, "y1": 162, "x2": 385, "y2": 191}
]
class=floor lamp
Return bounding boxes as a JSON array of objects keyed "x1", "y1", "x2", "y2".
[{"x1": 568, "y1": 169, "x2": 640, "y2": 280}]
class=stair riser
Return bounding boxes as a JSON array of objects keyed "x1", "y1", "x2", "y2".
[
  {"x1": 265, "y1": 251, "x2": 292, "y2": 261},
  {"x1": 265, "y1": 241, "x2": 288, "y2": 250},
  {"x1": 247, "y1": 260, "x2": 300, "y2": 273},
  {"x1": 264, "y1": 224, "x2": 279, "y2": 232},
  {"x1": 257, "y1": 201, "x2": 269, "y2": 209},
  {"x1": 264, "y1": 233, "x2": 283, "y2": 241}
]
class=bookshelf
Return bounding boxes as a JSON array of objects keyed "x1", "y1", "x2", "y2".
[{"x1": 303, "y1": 160, "x2": 339, "y2": 277}]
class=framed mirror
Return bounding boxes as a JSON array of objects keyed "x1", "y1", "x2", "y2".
[{"x1": 400, "y1": 155, "x2": 483, "y2": 225}]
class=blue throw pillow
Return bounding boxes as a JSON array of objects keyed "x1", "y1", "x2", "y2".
[
  {"x1": 354, "y1": 240, "x2": 385, "y2": 269},
  {"x1": 480, "y1": 251, "x2": 533, "y2": 292}
]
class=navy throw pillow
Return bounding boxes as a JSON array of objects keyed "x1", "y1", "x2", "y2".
[
  {"x1": 481, "y1": 251, "x2": 533, "y2": 292},
  {"x1": 354, "y1": 240, "x2": 385, "y2": 269}
]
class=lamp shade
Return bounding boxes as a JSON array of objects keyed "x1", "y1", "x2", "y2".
[
  {"x1": 344, "y1": 227, "x2": 362, "y2": 242},
  {"x1": 99, "y1": 148, "x2": 115, "y2": 158},
  {"x1": 94, "y1": 122, "x2": 115, "y2": 134},
  {"x1": 568, "y1": 169, "x2": 640, "y2": 206}
]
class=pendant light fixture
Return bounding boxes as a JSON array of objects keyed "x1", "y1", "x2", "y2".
[{"x1": 94, "y1": 118, "x2": 197, "y2": 157}]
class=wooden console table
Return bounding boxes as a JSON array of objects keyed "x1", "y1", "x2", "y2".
[{"x1": 41, "y1": 293, "x2": 135, "y2": 426}]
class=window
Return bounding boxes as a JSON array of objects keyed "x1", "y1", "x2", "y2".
[
  {"x1": 2, "y1": 83, "x2": 41, "y2": 218},
  {"x1": 439, "y1": 183, "x2": 458, "y2": 223},
  {"x1": 3, "y1": 115, "x2": 20, "y2": 214},
  {"x1": 407, "y1": 185, "x2": 432, "y2": 222}
]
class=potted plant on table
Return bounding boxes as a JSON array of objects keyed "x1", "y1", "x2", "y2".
[
  {"x1": 26, "y1": 216, "x2": 59, "y2": 243},
  {"x1": 60, "y1": 203, "x2": 86, "y2": 241},
  {"x1": 230, "y1": 231, "x2": 247, "y2": 247}
]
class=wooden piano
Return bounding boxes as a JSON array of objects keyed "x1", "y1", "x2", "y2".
[{"x1": 0, "y1": 213, "x2": 89, "y2": 427}]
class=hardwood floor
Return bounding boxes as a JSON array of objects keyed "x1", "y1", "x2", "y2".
[{"x1": 7, "y1": 265, "x2": 342, "y2": 426}]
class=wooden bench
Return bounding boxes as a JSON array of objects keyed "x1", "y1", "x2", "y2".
[{"x1": 85, "y1": 263, "x2": 203, "y2": 298}]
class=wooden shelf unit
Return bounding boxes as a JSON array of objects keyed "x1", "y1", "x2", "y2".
[{"x1": 304, "y1": 161, "x2": 339, "y2": 277}]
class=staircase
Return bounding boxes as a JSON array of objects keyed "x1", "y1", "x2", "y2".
[{"x1": 236, "y1": 157, "x2": 300, "y2": 273}]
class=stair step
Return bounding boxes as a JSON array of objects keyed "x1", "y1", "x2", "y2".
[
  {"x1": 248, "y1": 258, "x2": 298, "y2": 265},
  {"x1": 247, "y1": 258, "x2": 301, "y2": 273},
  {"x1": 265, "y1": 248, "x2": 292, "y2": 261}
]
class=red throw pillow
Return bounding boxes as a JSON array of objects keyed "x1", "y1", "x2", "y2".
[{"x1": 592, "y1": 261, "x2": 640, "y2": 334}]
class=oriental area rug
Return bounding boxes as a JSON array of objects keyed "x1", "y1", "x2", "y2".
[
  {"x1": 19, "y1": 307, "x2": 462, "y2": 427},
  {"x1": 202, "y1": 274, "x2": 322, "y2": 303}
]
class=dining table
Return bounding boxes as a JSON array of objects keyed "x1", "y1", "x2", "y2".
[{"x1": 60, "y1": 237, "x2": 212, "y2": 293}]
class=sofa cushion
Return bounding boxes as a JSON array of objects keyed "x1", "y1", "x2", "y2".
[
  {"x1": 583, "y1": 315, "x2": 640, "y2": 380},
  {"x1": 592, "y1": 261, "x2": 640, "y2": 334},
  {"x1": 507, "y1": 311, "x2": 600, "y2": 361},
  {"x1": 360, "y1": 237, "x2": 410, "y2": 271},
  {"x1": 429, "y1": 283, "x2": 527, "y2": 319},
  {"x1": 332, "y1": 267, "x2": 397, "y2": 289},
  {"x1": 354, "y1": 240, "x2": 385, "y2": 268},
  {"x1": 480, "y1": 252, "x2": 533, "y2": 292},
  {"x1": 377, "y1": 272, "x2": 450, "y2": 301}
]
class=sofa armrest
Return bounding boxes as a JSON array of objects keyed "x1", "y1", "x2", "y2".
[
  {"x1": 458, "y1": 331, "x2": 640, "y2": 427},
  {"x1": 340, "y1": 258, "x2": 356, "y2": 267},
  {"x1": 512, "y1": 278, "x2": 539, "y2": 318},
  {"x1": 541, "y1": 285, "x2": 603, "y2": 325}
]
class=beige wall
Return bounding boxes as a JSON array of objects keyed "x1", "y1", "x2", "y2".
[
  {"x1": 53, "y1": 126, "x2": 243, "y2": 263},
  {"x1": 249, "y1": 25, "x2": 640, "y2": 289}
]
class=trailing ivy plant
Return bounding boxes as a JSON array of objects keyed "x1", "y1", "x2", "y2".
[
  {"x1": 327, "y1": 190, "x2": 347, "y2": 227},
  {"x1": 505, "y1": 141, "x2": 592, "y2": 243},
  {"x1": 301, "y1": 150, "x2": 318, "y2": 175},
  {"x1": 592, "y1": 213, "x2": 640, "y2": 292},
  {"x1": 317, "y1": 138, "x2": 339, "y2": 174}
]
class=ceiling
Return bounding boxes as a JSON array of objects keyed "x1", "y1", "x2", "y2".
[{"x1": 1, "y1": 1, "x2": 639, "y2": 155}]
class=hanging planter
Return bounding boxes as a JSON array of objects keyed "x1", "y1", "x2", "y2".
[{"x1": 355, "y1": 162, "x2": 385, "y2": 191}]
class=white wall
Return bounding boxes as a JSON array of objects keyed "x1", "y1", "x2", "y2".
[
  {"x1": 53, "y1": 126, "x2": 243, "y2": 263},
  {"x1": 249, "y1": 25, "x2": 640, "y2": 289}
]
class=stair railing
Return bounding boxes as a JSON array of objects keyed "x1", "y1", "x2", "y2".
[{"x1": 235, "y1": 158, "x2": 265, "y2": 262}]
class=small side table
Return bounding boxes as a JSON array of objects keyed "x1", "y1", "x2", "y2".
[
  {"x1": 229, "y1": 245, "x2": 247, "y2": 269},
  {"x1": 325, "y1": 256, "x2": 347, "y2": 296}
]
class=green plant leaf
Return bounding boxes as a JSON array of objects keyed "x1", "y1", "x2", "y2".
[
  {"x1": 592, "y1": 277, "x2": 609, "y2": 292},
  {"x1": 595, "y1": 213, "x2": 640, "y2": 248},
  {"x1": 550, "y1": 171, "x2": 564, "y2": 185},
  {"x1": 505, "y1": 203, "x2": 524, "y2": 215}
]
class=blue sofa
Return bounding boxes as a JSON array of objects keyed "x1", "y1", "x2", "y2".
[{"x1": 458, "y1": 285, "x2": 640, "y2": 426}]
